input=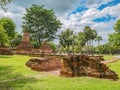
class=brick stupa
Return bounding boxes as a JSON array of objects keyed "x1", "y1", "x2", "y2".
[
  {"x1": 16, "y1": 31, "x2": 33, "y2": 51},
  {"x1": 40, "y1": 42, "x2": 53, "y2": 53}
]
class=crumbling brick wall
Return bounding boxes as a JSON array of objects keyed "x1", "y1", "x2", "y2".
[
  {"x1": 60, "y1": 54, "x2": 118, "y2": 80},
  {"x1": 0, "y1": 46, "x2": 13, "y2": 55}
]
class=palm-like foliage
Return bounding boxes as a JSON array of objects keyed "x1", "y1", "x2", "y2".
[
  {"x1": 75, "y1": 32, "x2": 86, "y2": 53},
  {"x1": 83, "y1": 26, "x2": 97, "y2": 54},
  {"x1": 90, "y1": 30, "x2": 97, "y2": 55},
  {"x1": 58, "y1": 29, "x2": 74, "y2": 53},
  {"x1": 95, "y1": 36, "x2": 102, "y2": 46}
]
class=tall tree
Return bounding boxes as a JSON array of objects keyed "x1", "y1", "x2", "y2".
[
  {"x1": 0, "y1": 17, "x2": 16, "y2": 40},
  {"x1": 22, "y1": 4, "x2": 62, "y2": 47},
  {"x1": 58, "y1": 29, "x2": 74, "y2": 53},
  {"x1": 75, "y1": 32, "x2": 86, "y2": 53},
  {"x1": 83, "y1": 26, "x2": 92, "y2": 54},
  {"x1": 90, "y1": 30, "x2": 97, "y2": 56},
  {"x1": 83, "y1": 26, "x2": 91, "y2": 44},
  {"x1": 108, "y1": 33, "x2": 120, "y2": 50},
  {"x1": 113, "y1": 19, "x2": 120, "y2": 33},
  {"x1": 0, "y1": 0, "x2": 13, "y2": 10},
  {"x1": 95, "y1": 36, "x2": 102, "y2": 46},
  {"x1": 0, "y1": 24, "x2": 9, "y2": 46},
  {"x1": 108, "y1": 19, "x2": 120, "y2": 54}
]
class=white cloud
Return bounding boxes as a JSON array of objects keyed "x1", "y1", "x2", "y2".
[
  {"x1": 0, "y1": 10, "x2": 13, "y2": 18},
  {"x1": 0, "y1": 3, "x2": 25, "y2": 33},
  {"x1": 96, "y1": 3, "x2": 120, "y2": 18},
  {"x1": 91, "y1": 20, "x2": 115, "y2": 44},
  {"x1": 81, "y1": 8, "x2": 98, "y2": 21},
  {"x1": 86, "y1": 0, "x2": 113, "y2": 8},
  {"x1": 42, "y1": 0, "x2": 79, "y2": 15}
]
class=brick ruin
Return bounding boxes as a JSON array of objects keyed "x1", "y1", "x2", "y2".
[
  {"x1": 26, "y1": 57, "x2": 62, "y2": 71},
  {"x1": 60, "y1": 54, "x2": 118, "y2": 80},
  {"x1": 32, "y1": 42, "x2": 53, "y2": 54},
  {"x1": 0, "y1": 46, "x2": 13, "y2": 55},
  {"x1": 40, "y1": 42, "x2": 53, "y2": 53},
  {"x1": 16, "y1": 31, "x2": 33, "y2": 52}
]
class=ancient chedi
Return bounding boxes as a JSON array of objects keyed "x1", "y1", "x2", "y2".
[
  {"x1": 60, "y1": 54, "x2": 118, "y2": 80},
  {"x1": 16, "y1": 31, "x2": 33, "y2": 51},
  {"x1": 40, "y1": 42, "x2": 53, "y2": 53}
]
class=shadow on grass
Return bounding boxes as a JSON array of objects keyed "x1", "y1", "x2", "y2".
[
  {"x1": 0, "y1": 65, "x2": 37, "y2": 90},
  {"x1": 0, "y1": 55, "x2": 12, "y2": 58}
]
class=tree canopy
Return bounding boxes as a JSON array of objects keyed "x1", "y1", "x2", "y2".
[
  {"x1": 10, "y1": 32, "x2": 22, "y2": 47},
  {"x1": 22, "y1": 4, "x2": 62, "y2": 47},
  {"x1": 0, "y1": 0, "x2": 13, "y2": 10},
  {"x1": 95, "y1": 36, "x2": 102, "y2": 46},
  {"x1": 0, "y1": 17, "x2": 16, "y2": 40},
  {"x1": 0, "y1": 24, "x2": 9, "y2": 45},
  {"x1": 113, "y1": 19, "x2": 120, "y2": 33},
  {"x1": 58, "y1": 29, "x2": 74, "y2": 53},
  {"x1": 108, "y1": 19, "x2": 120, "y2": 54}
]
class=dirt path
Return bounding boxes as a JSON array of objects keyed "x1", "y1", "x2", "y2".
[
  {"x1": 101, "y1": 58, "x2": 120, "y2": 64},
  {"x1": 41, "y1": 69, "x2": 60, "y2": 76},
  {"x1": 31, "y1": 69, "x2": 60, "y2": 78}
]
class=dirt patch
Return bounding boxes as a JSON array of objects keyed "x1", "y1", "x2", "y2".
[{"x1": 101, "y1": 59, "x2": 119, "y2": 64}]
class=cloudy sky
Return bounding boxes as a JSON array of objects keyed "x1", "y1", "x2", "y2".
[{"x1": 0, "y1": 0, "x2": 120, "y2": 45}]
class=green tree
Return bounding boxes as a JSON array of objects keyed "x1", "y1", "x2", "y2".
[
  {"x1": 10, "y1": 32, "x2": 22, "y2": 47},
  {"x1": 75, "y1": 32, "x2": 86, "y2": 53},
  {"x1": 22, "y1": 4, "x2": 62, "y2": 47},
  {"x1": 113, "y1": 19, "x2": 120, "y2": 33},
  {"x1": 58, "y1": 29, "x2": 74, "y2": 53},
  {"x1": 83, "y1": 26, "x2": 91, "y2": 44},
  {"x1": 83, "y1": 26, "x2": 93, "y2": 54},
  {"x1": 91, "y1": 30, "x2": 97, "y2": 55},
  {"x1": 108, "y1": 19, "x2": 120, "y2": 54},
  {"x1": 0, "y1": 25, "x2": 9, "y2": 46},
  {"x1": 95, "y1": 36, "x2": 102, "y2": 54},
  {"x1": 95, "y1": 36, "x2": 102, "y2": 46},
  {"x1": 0, "y1": 0, "x2": 13, "y2": 10},
  {"x1": 48, "y1": 42, "x2": 57, "y2": 52},
  {"x1": 0, "y1": 17, "x2": 16, "y2": 40},
  {"x1": 108, "y1": 33, "x2": 120, "y2": 52}
]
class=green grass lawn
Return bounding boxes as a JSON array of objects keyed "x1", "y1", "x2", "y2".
[
  {"x1": 103, "y1": 55, "x2": 116, "y2": 60},
  {"x1": 0, "y1": 55, "x2": 120, "y2": 90}
]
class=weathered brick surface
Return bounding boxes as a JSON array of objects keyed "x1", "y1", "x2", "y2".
[
  {"x1": 60, "y1": 54, "x2": 118, "y2": 80},
  {"x1": 26, "y1": 57, "x2": 62, "y2": 71},
  {"x1": 16, "y1": 32, "x2": 33, "y2": 52},
  {"x1": 0, "y1": 46, "x2": 13, "y2": 55}
]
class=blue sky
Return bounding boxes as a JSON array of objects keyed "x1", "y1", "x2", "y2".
[{"x1": 0, "y1": 0, "x2": 120, "y2": 45}]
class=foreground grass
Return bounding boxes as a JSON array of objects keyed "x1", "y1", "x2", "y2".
[
  {"x1": 0, "y1": 55, "x2": 120, "y2": 90},
  {"x1": 103, "y1": 55, "x2": 117, "y2": 60}
]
